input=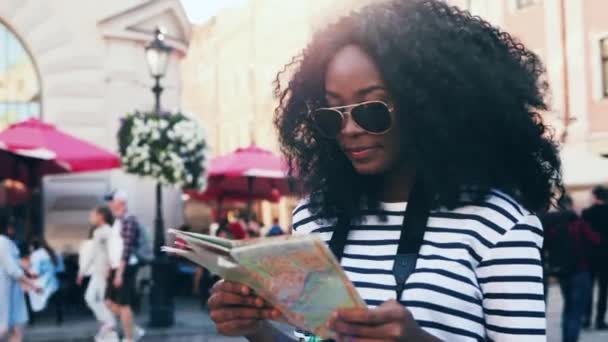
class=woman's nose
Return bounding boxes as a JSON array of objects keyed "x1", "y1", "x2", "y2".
[{"x1": 340, "y1": 112, "x2": 365, "y2": 136}]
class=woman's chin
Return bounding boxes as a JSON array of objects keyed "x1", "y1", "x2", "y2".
[{"x1": 352, "y1": 161, "x2": 386, "y2": 175}]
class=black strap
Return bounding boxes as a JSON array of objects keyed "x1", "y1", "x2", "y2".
[{"x1": 329, "y1": 182, "x2": 429, "y2": 299}]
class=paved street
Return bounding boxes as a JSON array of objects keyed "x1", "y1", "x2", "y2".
[
  {"x1": 23, "y1": 284, "x2": 608, "y2": 341},
  {"x1": 547, "y1": 283, "x2": 608, "y2": 342}
]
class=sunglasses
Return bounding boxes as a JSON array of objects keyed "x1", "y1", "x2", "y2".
[{"x1": 310, "y1": 100, "x2": 394, "y2": 138}]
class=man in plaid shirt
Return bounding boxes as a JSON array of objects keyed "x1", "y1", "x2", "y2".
[{"x1": 105, "y1": 190, "x2": 145, "y2": 342}]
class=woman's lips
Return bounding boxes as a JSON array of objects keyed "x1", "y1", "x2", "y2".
[{"x1": 346, "y1": 146, "x2": 379, "y2": 160}]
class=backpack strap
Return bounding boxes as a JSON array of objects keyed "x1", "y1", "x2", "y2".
[
  {"x1": 328, "y1": 182, "x2": 430, "y2": 299},
  {"x1": 328, "y1": 214, "x2": 350, "y2": 262},
  {"x1": 393, "y1": 183, "x2": 429, "y2": 297}
]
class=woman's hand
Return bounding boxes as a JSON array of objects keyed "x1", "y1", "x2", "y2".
[
  {"x1": 328, "y1": 300, "x2": 437, "y2": 342},
  {"x1": 76, "y1": 274, "x2": 84, "y2": 286},
  {"x1": 208, "y1": 280, "x2": 281, "y2": 337},
  {"x1": 19, "y1": 277, "x2": 42, "y2": 294},
  {"x1": 113, "y1": 272, "x2": 123, "y2": 288}
]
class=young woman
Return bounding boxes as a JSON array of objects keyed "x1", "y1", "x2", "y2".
[{"x1": 208, "y1": 0, "x2": 562, "y2": 341}]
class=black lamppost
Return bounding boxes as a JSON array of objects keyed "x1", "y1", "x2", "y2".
[{"x1": 145, "y1": 27, "x2": 174, "y2": 327}]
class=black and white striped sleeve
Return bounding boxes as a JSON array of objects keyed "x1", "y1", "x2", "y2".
[{"x1": 476, "y1": 214, "x2": 546, "y2": 341}]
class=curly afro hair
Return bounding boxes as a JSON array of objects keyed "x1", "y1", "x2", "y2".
[{"x1": 274, "y1": 0, "x2": 562, "y2": 221}]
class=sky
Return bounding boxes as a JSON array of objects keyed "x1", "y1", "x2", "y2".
[
  {"x1": 180, "y1": 0, "x2": 247, "y2": 24},
  {"x1": 1, "y1": 21, "x2": 29, "y2": 71}
]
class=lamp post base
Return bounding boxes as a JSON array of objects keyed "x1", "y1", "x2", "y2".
[{"x1": 148, "y1": 255, "x2": 175, "y2": 327}]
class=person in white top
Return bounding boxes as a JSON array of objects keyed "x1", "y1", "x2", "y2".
[{"x1": 78, "y1": 206, "x2": 118, "y2": 342}]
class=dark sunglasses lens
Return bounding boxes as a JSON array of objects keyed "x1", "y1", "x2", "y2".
[
  {"x1": 351, "y1": 102, "x2": 392, "y2": 133},
  {"x1": 312, "y1": 109, "x2": 343, "y2": 137}
]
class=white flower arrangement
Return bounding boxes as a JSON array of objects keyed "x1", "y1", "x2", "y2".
[{"x1": 118, "y1": 111, "x2": 208, "y2": 190}]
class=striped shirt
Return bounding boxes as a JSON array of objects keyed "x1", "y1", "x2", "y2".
[{"x1": 292, "y1": 190, "x2": 546, "y2": 342}]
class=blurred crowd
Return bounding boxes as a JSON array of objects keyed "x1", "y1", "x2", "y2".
[
  {"x1": 0, "y1": 189, "x2": 148, "y2": 342},
  {"x1": 542, "y1": 186, "x2": 608, "y2": 342}
]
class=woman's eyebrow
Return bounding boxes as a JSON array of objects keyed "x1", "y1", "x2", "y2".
[
  {"x1": 325, "y1": 91, "x2": 342, "y2": 101},
  {"x1": 357, "y1": 85, "x2": 388, "y2": 97},
  {"x1": 326, "y1": 86, "x2": 387, "y2": 101}
]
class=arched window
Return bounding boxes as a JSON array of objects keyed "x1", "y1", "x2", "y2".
[{"x1": 0, "y1": 20, "x2": 41, "y2": 130}]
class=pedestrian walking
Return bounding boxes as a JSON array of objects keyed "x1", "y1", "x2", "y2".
[
  {"x1": 77, "y1": 206, "x2": 118, "y2": 342},
  {"x1": 208, "y1": 0, "x2": 561, "y2": 340},
  {"x1": 104, "y1": 190, "x2": 145, "y2": 342},
  {"x1": 582, "y1": 186, "x2": 608, "y2": 330},
  {"x1": 545, "y1": 195, "x2": 601, "y2": 342},
  {"x1": 0, "y1": 219, "x2": 37, "y2": 342}
]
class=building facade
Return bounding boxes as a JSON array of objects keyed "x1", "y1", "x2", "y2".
[
  {"x1": 461, "y1": 0, "x2": 608, "y2": 155},
  {"x1": 0, "y1": 0, "x2": 191, "y2": 251}
]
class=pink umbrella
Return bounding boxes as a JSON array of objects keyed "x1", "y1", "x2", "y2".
[
  {"x1": 0, "y1": 118, "x2": 121, "y2": 236},
  {"x1": 188, "y1": 145, "x2": 295, "y2": 220},
  {"x1": 0, "y1": 118, "x2": 120, "y2": 185}
]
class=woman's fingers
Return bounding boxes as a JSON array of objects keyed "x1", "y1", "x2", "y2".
[
  {"x1": 327, "y1": 301, "x2": 415, "y2": 341},
  {"x1": 212, "y1": 280, "x2": 252, "y2": 296},
  {"x1": 336, "y1": 300, "x2": 405, "y2": 325},
  {"x1": 215, "y1": 319, "x2": 261, "y2": 336},
  {"x1": 332, "y1": 320, "x2": 404, "y2": 340},
  {"x1": 263, "y1": 308, "x2": 283, "y2": 320},
  {"x1": 210, "y1": 280, "x2": 276, "y2": 309},
  {"x1": 208, "y1": 279, "x2": 284, "y2": 338},
  {"x1": 210, "y1": 307, "x2": 267, "y2": 323},
  {"x1": 208, "y1": 291, "x2": 264, "y2": 309}
]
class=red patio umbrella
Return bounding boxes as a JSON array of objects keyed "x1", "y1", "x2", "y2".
[
  {"x1": 187, "y1": 145, "x2": 295, "y2": 220},
  {"x1": 0, "y1": 118, "x2": 121, "y2": 236},
  {"x1": 0, "y1": 118, "x2": 120, "y2": 184}
]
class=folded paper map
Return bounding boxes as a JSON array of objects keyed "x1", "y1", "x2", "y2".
[{"x1": 163, "y1": 230, "x2": 366, "y2": 338}]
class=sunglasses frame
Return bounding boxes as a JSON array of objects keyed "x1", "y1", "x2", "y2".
[{"x1": 309, "y1": 100, "x2": 395, "y2": 138}]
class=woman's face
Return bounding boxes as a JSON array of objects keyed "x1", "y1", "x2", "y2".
[{"x1": 324, "y1": 44, "x2": 403, "y2": 175}]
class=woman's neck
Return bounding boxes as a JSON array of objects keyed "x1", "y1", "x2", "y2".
[{"x1": 379, "y1": 163, "x2": 415, "y2": 203}]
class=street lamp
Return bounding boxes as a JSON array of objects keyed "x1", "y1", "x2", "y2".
[
  {"x1": 146, "y1": 27, "x2": 172, "y2": 113},
  {"x1": 145, "y1": 26, "x2": 174, "y2": 328}
]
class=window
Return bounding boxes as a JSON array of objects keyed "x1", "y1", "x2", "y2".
[
  {"x1": 601, "y1": 38, "x2": 608, "y2": 97},
  {"x1": 516, "y1": 0, "x2": 537, "y2": 9},
  {"x1": 0, "y1": 20, "x2": 41, "y2": 130}
]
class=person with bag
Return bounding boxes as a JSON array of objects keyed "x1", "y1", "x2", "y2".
[
  {"x1": 104, "y1": 190, "x2": 145, "y2": 342},
  {"x1": 545, "y1": 196, "x2": 601, "y2": 342},
  {"x1": 77, "y1": 206, "x2": 119, "y2": 342},
  {"x1": 206, "y1": 1, "x2": 561, "y2": 340}
]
